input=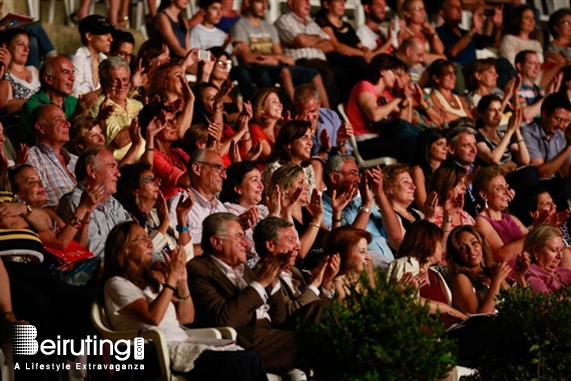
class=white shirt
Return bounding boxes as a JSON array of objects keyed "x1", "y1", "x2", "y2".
[
  {"x1": 274, "y1": 12, "x2": 330, "y2": 61},
  {"x1": 211, "y1": 256, "x2": 280, "y2": 321},
  {"x1": 356, "y1": 24, "x2": 388, "y2": 51},
  {"x1": 71, "y1": 46, "x2": 106, "y2": 97}
]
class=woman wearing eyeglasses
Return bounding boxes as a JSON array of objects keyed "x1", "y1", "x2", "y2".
[
  {"x1": 101, "y1": 221, "x2": 268, "y2": 380},
  {"x1": 398, "y1": 0, "x2": 445, "y2": 63},
  {"x1": 115, "y1": 163, "x2": 195, "y2": 261}
]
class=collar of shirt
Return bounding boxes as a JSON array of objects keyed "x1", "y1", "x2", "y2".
[
  {"x1": 36, "y1": 142, "x2": 73, "y2": 166},
  {"x1": 190, "y1": 186, "x2": 223, "y2": 211},
  {"x1": 211, "y1": 255, "x2": 245, "y2": 283},
  {"x1": 77, "y1": 46, "x2": 107, "y2": 61},
  {"x1": 290, "y1": 11, "x2": 311, "y2": 26}
]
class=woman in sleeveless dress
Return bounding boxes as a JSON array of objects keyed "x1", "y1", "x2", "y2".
[{"x1": 428, "y1": 59, "x2": 471, "y2": 128}]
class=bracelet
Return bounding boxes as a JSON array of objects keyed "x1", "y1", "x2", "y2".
[
  {"x1": 178, "y1": 293, "x2": 191, "y2": 300},
  {"x1": 24, "y1": 204, "x2": 33, "y2": 217},
  {"x1": 358, "y1": 205, "x2": 371, "y2": 214},
  {"x1": 309, "y1": 222, "x2": 320, "y2": 229},
  {"x1": 332, "y1": 216, "x2": 343, "y2": 223},
  {"x1": 83, "y1": 218, "x2": 91, "y2": 224},
  {"x1": 443, "y1": 216, "x2": 453, "y2": 224},
  {"x1": 163, "y1": 283, "x2": 177, "y2": 292},
  {"x1": 146, "y1": 146, "x2": 155, "y2": 151},
  {"x1": 176, "y1": 225, "x2": 190, "y2": 233},
  {"x1": 69, "y1": 216, "x2": 83, "y2": 229}
]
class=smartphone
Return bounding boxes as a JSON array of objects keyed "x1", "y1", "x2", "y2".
[
  {"x1": 392, "y1": 14, "x2": 400, "y2": 48},
  {"x1": 197, "y1": 49, "x2": 210, "y2": 61}
]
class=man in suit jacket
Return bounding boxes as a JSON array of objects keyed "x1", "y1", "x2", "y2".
[
  {"x1": 187, "y1": 212, "x2": 298, "y2": 371},
  {"x1": 253, "y1": 216, "x2": 339, "y2": 317}
]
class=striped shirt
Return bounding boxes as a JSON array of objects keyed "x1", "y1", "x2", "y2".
[
  {"x1": 274, "y1": 12, "x2": 329, "y2": 61},
  {"x1": 27, "y1": 143, "x2": 78, "y2": 206}
]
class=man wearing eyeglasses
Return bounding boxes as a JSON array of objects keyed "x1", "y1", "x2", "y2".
[
  {"x1": 169, "y1": 148, "x2": 228, "y2": 256},
  {"x1": 521, "y1": 93, "x2": 571, "y2": 210},
  {"x1": 321, "y1": 155, "x2": 401, "y2": 271},
  {"x1": 90, "y1": 56, "x2": 144, "y2": 161},
  {"x1": 188, "y1": 212, "x2": 300, "y2": 372}
]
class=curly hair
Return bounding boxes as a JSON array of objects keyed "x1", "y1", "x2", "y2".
[{"x1": 446, "y1": 225, "x2": 495, "y2": 283}]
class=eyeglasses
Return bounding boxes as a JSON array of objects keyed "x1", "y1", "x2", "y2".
[
  {"x1": 219, "y1": 233, "x2": 248, "y2": 242},
  {"x1": 105, "y1": 78, "x2": 130, "y2": 89},
  {"x1": 553, "y1": 116, "x2": 571, "y2": 125},
  {"x1": 216, "y1": 60, "x2": 232, "y2": 71},
  {"x1": 410, "y1": 6, "x2": 425, "y2": 11},
  {"x1": 198, "y1": 161, "x2": 227, "y2": 174},
  {"x1": 131, "y1": 235, "x2": 152, "y2": 244},
  {"x1": 333, "y1": 170, "x2": 361, "y2": 178},
  {"x1": 140, "y1": 175, "x2": 161, "y2": 185},
  {"x1": 560, "y1": 20, "x2": 571, "y2": 26}
]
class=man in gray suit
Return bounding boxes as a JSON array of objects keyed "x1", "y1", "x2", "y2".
[
  {"x1": 253, "y1": 216, "x2": 339, "y2": 316},
  {"x1": 187, "y1": 213, "x2": 297, "y2": 372}
]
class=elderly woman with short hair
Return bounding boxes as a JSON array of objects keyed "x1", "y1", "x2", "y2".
[{"x1": 524, "y1": 224, "x2": 571, "y2": 294}]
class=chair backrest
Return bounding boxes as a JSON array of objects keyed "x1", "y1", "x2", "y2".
[
  {"x1": 91, "y1": 302, "x2": 115, "y2": 336},
  {"x1": 337, "y1": 103, "x2": 366, "y2": 166}
]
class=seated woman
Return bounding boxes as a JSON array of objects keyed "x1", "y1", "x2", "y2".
[
  {"x1": 138, "y1": 102, "x2": 190, "y2": 200},
  {"x1": 546, "y1": 9, "x2": 571, "y2": 65},
  {"x1": 133, "y1": 39, "x2": 171, "y2": 101},
  {"x1": 428, "y1": 59, "x2": 472, "y2": 128},
  {"x1": 249, "y1": 88, "x2": 283, "y2": 164},
  {"x1": 108, "y1": 30, "x2": 135, "y2": 66},
  {"x1": 220, "y1": 161, "x2": 279, "y2": 267},
  {"x1": 524, "y1": 224, "x2": 571, "y2": 294},
  {"x1": 397, "y1": 0, "x2": 445, "y2": 63},
  {"x1": 427, "y1": 163, "x2": 475, "y2": 229},
  {"x1": 0, "y1": 29, "x2": 40, "y2": 117},
  {"x1": 267, "y1": 164, "x2": 326, "y2": 270},
  {"x1": 446, "y1": 225, "x2": 528, "y2": 314},
  {"x1": 388, "y1": 220, "x2": 466, "y2": 326},
  {"x1": 101, "y1": 221, "x2": 268, "y2": 380},
  {"x1": 499, "y1": 5, "x2": 543, "y2": 67},
  {"x1": 68, "y1": 114, "x2": 150, "y2": 169},
  {"x1": 382, "y1": 163, "x2": 425, "y2": 251},
  {"x1": 472, "y1": 166, "x2": 529, "y2": 264},
  {"x1": 115, "y1": 163, "x2": 194, "y2": 261},
  {"x1": 410, "y1": 129, "x2": 446, "y2": 210},
  {"x1": 466, "y1": 58, "x2": 514, "y2": 121},
  {"x1": 154, "y1": 0, "x2": 191, "y2": 64},
  {"x1": 322, "y1": 226, "x2": 374, "y2": 300},
  {"x1": 346, "y1": 53, "x2": 421, "y2": 163},
  {"x1": 199, "y1": 47, "x2": 243, "y2": 122},
  {"x1": 262, "y1": 120, "x2": 318, "y2": 194},
  {"x1": 475, "y1": 95, "x2": 529, "y2": 169},
  {"x1": 4, "y1": 164, "x2": 99, "y2": 250},
  {"x1": 316, "y1": 0, "x2": 371, "y2": 97}
]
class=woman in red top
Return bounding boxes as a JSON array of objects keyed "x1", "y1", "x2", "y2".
[
  {"x1": 346, "y1": 54, "x2": 421, "y2": 163},
  {"x1": 249, "y1": 87, "x2": 283, "y2": 164}
]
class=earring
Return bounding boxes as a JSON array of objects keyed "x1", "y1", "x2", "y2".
[{"x1": 483, "y1": 198, "x2": 489, "y2": 210}]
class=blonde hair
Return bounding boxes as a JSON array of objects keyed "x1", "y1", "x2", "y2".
[{"x1": 524, "y1": 224, "x2": 562, "y2": 262}]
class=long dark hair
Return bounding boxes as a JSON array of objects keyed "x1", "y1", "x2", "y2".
[
  {"x1": 398, "y1": 220, "x2": 443, "y2": 264},
  {"x1": 98, "y1": 221, "x2": 159, "y2": 302},
  {"x1": 220, "y1": 161, "x2": 259, "y2": 204},
  {"x1": 268, "y1": 120, "x2": 312, "y2": 164},
  {"x1": 413, "y1": 129, "x2": 446, "y2": 182}
]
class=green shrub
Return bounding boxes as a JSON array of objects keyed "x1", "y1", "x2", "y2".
[
  {"x1": 463, "y1": 287, "x2": 571, "y2": 381},
  {"x1": 298, "y1": 270, "x2": 456, "y2": 381}
]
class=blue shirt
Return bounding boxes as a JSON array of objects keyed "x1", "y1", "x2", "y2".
[
  {"x1": 522, "y1": 119, "x2": 571, "y2": 179},
  {"x1": 322, "y1": 192, "x2": 394, "y2": 269},
  {"x1": 311, "y1": 108, "x2": 353, "y2": 157}
]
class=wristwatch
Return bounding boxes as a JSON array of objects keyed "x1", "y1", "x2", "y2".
[
  {"x1": 24, "y1": 204, "x2": 33, "y2": 217},
  {"x1": 358, "y1": 205, "x2": 371, "y2": 214}
]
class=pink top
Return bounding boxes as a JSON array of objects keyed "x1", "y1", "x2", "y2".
[
  {"x1": 478, "y1": 213, "x2": 524, "y2": 245},
  {"x1": 154, "y1": 148, "x2": 189, "y2": 200},
  {"x1": 526, "y1": 263, "x2": 571, "y2": 294},
  {"x1": 434, "y1": 210, "x2": 475, "y2": 228},
  {"x1": 347, "y1": 81, "x2": 380, "y2": 137}
]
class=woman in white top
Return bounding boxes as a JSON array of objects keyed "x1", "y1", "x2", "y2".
[
  {"x1": 398, "y1": 0, "x2": 445, "y2": 63},
  {"x1": 499, "y1": 5, "x2": 543, "y2": 67},
  {"x1": 0, "y1": 29, "x2": 40, "y2": 115},
  {"x1": 101, "y1": 221, "x2": 268, "y2": 379},
  {"x1": 428, "y1": 59, "x2": 471, "y2": 128}
]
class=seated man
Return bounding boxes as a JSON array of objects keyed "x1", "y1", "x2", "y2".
[
  {"x1": 231, "y1": 0, "x2": 330, "y2": 107},
  {"x1": 168, "y1": 148, "x2": 228, "y2": 256},
  {"x1": 72, "y1": 14, "x2": 114, "y2": 97},
  {"x1": 90, "y1": 57, "x2": 144, "y2": 161},
  {"x1": 26, "y1": 104, "x2": 78, "y2": 207},
  {"x1": 57, "y1": 146, "x2": 131, "y2": 258},
  {"x1": 321, "y1": 155, "x2": 400, "y2": 269},
  {"x1": 253, "y1": 216, "x2": 338, "y2": 315},
  {"x1": 187, "y1": 212, "x2": 298, "y2": 372},
  {"x1": 521, "y1": 93, "x2": 571, "y2": 209},
  {"x1": 293, "y1": 83, "x2": 352, "y2": 159},
  {"x1": 274, "y1": 0, "x2": 337, "y2": 105},
  {"x1": 190, "y1": 0, "x2": 231, "y2": 53},
  {"x1": 19, "y1": 56, "x2": 89, "y2": 146},
  {"x1": 356, "y1": 0, "x2": 392, "y2": 55}
]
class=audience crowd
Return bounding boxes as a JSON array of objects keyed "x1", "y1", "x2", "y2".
[{"x1": 2, "y1": 0, "x2": 571, "y2": 379}]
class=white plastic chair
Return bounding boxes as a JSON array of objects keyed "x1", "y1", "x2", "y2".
[
  {"x1": 337, "y1": 103, "x2": 398, "y2": 170},
  {"x1": 91, "y1": 301, "x2": 234, "y2": 381}
]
